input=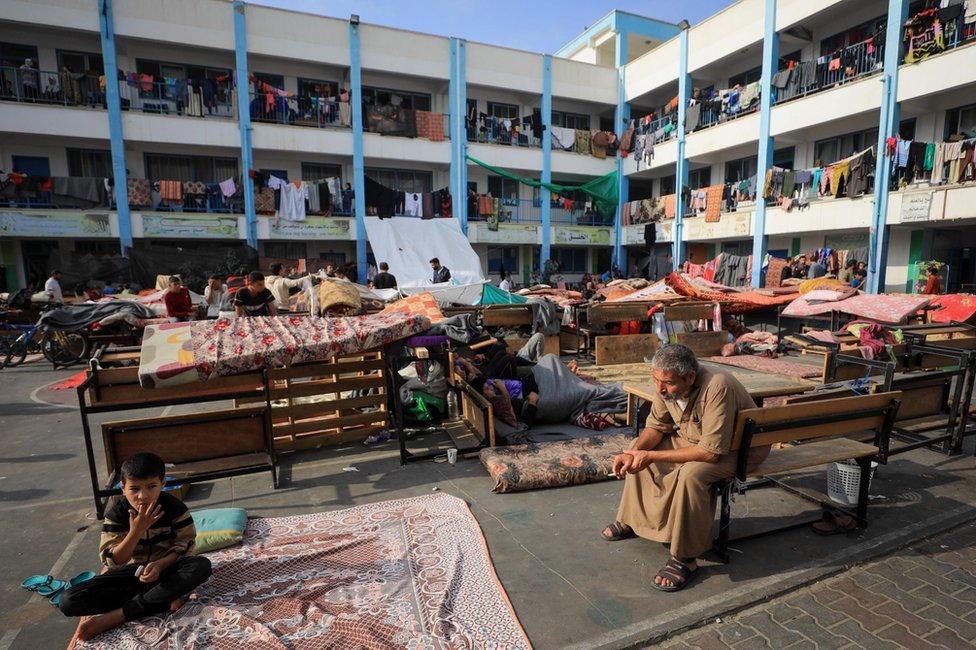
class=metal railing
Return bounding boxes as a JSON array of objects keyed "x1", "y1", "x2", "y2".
[
  {"x1": 126, "y1": 79, "x2": 234, "y2": 118},
  {"x1": 250, "y1": 91, "x2": 348, "y2": 128},
  {"x1": 0, "y1": 66, "x2": 104, "y2": 108},
  {"x1": 468, "y1": 197, "x2": 610, "y2": 226},
  {"x1": 362, "y1": 106, "x2": 451, "y2": 140},
  {"x1": 467, "y1": 120, "x2": 541, "y2": 148}
]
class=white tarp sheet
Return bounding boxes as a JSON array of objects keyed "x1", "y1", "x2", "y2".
[{"x1": 364, "y1": 217, "x2": 486, "y2": 305}]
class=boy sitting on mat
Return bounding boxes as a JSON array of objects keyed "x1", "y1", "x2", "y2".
[{"x1": 59, "y1": 453, "x2": 212, "y2": 642}]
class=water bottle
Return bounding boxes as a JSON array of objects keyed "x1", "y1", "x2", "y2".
[{"x1": 447, "y1": 391, "x2": 459, "y2": 420}]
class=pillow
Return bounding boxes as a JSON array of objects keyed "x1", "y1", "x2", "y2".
[
  {"x1": 380, "y1": 292, "x2": 445, "y2": 324},
  {"x1": 803, "y1": 289, "x2": 848, "y2": 303},
  {"x1": 191, "y1": 508, "x2": 248, "y2": 554}
]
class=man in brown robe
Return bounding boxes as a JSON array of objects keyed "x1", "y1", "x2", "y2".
[{"x1": 602, "y1": 344, "x2": 769, "y2": 591}]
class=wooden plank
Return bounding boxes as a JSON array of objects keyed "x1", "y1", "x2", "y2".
[
  {"x1": 460, "y1": 384, "x2": 494, "y2": 446},
  {"x1": 875, "y1": 382, "x2": 944, "y2": 420},
  {"x1": 731, "y1": 392, "x2": 901, "y2": 449},
  {"x1": 748, "y1": 439, "x2": 879, "y2": 477},
  {"x1": 443, "y1": 419, "x2": 482, "y2": 450},
  {"x1": 676, "y1": 330, "x2": 728, "y2": 357},
  {"x1": 588, "y1": 303, "x2": 652, "y2": 327},
  {"x1": 94, "y1": 365, "x2": 140, "y2": 386},
  {"x1": 269, "y1": 358, "x2": 386, "y2": 381},
  {"x1": 276, "y1": 424, "x2": 387, "y2": 453},
  {"x1": 269, "y1": 375, "x2": 384, "y2": 400},
  {"x1": 92, "y1": 373, "x2": 264, "y2": 407},
  {"x1": 595, "y1": 333, "x2": 658, "y2": 366},
  {"x1": 166, "y1": 452, "x2": 271, "y2": 478},
  {"x1": 664, "y1": 302, "x2": 715, "y2": 322},
  {"x1": 560, "y1": 329, "x2": 583, "y2": 354},
  {"x1": 273, "y1": 394, "x2": 386, "y2": 421},
  {"x1": 503, "y1": 335, "x2": 559, "y2": 357},
  {"x1": 273, "y1": 410, "x2": 388, "y2": 438},
  {"x1": 482, "y1": 307, "x2": 532, "y2": 327}
]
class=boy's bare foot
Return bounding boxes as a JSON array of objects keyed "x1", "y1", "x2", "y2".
[
  {"x1": 67, "y1": 617, "x2": 90, "y2": 650},
  {"x1": 77, "y1": 609, "x2": 125, "y2": 641},
  {"x1": 169, "y1": 597, "x2": 186, "y2": 612}
]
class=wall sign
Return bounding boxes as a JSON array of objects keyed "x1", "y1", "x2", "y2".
[
  {"x1": 553, "y1": 225, "x2": 612, "y2": 246},
  {"x1": 142, "y1": 215, "x2": 240, "y2": 239},
  {"x1": 270, "y1": 217, "x2": 352, "y2": 240},
  {"x1": 901, "y1": 192, "x2": 933, "y2": 223},
  {"x1": 0, "y1": 211, "x2": 111, "y2": 238}
]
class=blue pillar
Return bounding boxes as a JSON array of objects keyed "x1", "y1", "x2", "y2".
[
  {"x1": 673, "y1": 26, "x2": 691, "y2": 267},
  {"x1": 868, "y1": 0, "x2": 910, "y2": 294},
  {"x1": 97, "y1": 0, "x2": 132, "y2": 253},
  {"x1": 613, "y1": 34, "x2": 629, "y2": 272},
  {"x1": 232, "y1": 1, "x2": 257, "y2": 250},
  {"x1": 750, "y1": 0, "x2": 778, "y2": 287},
  {"x1": 449, "y1": 38, "x2": 468, "y2": 233},
  {"x1": 540, "y1": 54, "x2": 552, "y2": 266},
  {"x1": 349, "y1": 19, "x2": 368, "y2": 284}
]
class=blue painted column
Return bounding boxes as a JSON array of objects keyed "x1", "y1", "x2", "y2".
[
  {"x1": 540, "y1": 54, "x2": 552, "y2": 266},
  {"x1": 97, "y1": 0, "x2": 132, "y2": 253},
  {"x1": 233, "y1": 0, "x2": 257, "y2": 250},
  {"x1": 349, "y1": 19, "x2": 368, "y2": 284},
  {"x1": 673, "y1": 26, "x2": 691, "y2": 267},
  {"x1": 613, "y1": 34, "x2": 629, "y2": 272},
  {"x1": 750, "y1": 0, "x2": 778, "y2": 287},
  {"x1": 449, "y1": 38, "x2": 468, "y2": 233},
  {"x1": 868, "y1": 0, "x2": 910, "y2": 294}
]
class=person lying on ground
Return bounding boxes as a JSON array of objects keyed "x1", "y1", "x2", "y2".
[
  {"x1": 602, "y1": 344, "x2": 767, "y2": 593},
  {"x1": 59, "y1": 452, "x2": 212, "y2": 643}
]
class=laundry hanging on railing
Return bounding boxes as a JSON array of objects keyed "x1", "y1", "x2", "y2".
[
  {"x1": 761, "y1": 146, "x2": 876, "y2": 209},
  {"x1": 362, "y1": 176, "x2": 451, "y2": 220},
  {"x1": 884, "y1": 136, "x2": 975, "y2": 186}
]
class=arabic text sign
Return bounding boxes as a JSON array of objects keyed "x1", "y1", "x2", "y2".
[
  {"x1": 553, "y1": 225, "x2": 612, "y2": 246},
  {"x1": 270, "y1": 218, "x2": 352, "y2": 240},
  {"x1": 901, "y1": 192, "x2": 933, "y2": 223},
  {"x1": 475, "y1": 223, "x2": 538, "y2": 244},
  {"x1": 142, "y1": 215, "x2": 240, "y2": 239},
  {"x1": 0, "y1": 211, "x2": 111, "y2": 238}
]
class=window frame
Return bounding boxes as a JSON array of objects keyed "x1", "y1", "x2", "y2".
[
  {"x1": 67, "y1": 148, "x2": 113, "y2": 178},
  {"x1": 361, "y1": 85, "x2": 432, "y2": 111},
  {"x1": 486, "y1": 101, "x2": 519, "y2": 119},
  {"x1": 143, "y1": 153, "x2": 239, "y2": 183},
  {"x1": 365, "y1": 167, "x2": 433, "y2": 194}
]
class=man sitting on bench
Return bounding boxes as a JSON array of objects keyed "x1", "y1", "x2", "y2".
[{"x1": 602, "y1": 344, "x2": 768, "y2": 592}]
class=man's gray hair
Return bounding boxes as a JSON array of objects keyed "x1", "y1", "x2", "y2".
[{"x1": 651, "y1": 344, "x2": 699, "y2": 377}]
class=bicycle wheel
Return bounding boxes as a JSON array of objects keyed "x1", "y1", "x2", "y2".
[
  {"x1": 42, "y1": 330, "x2": 90, "y2": 366},
  {"x1": 4, "y1": 335, "x2": 28, "y2": 367}
]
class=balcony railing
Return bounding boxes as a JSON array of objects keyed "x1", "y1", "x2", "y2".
[
  {"x1": 467, "y1": 121, "x2": 541, "y2": 148},
  {"x1": 774, "y1": 38, "x2": 885, "y2": 106},
  {"x1": 363, "y1": 107, "x2": 451, "y2": 141},
  {"x1": 250, "y1": 91, "x2": 348, "y2": 128},
  {"x1": 0, "y1": 66, "x2": 104, "y2": 108},
  {"x1": 129, "y1": 79, "x2": 234, "y2": 118},
  {"x1": 468, "y1": 197, "x2": 611, "y2": 226}
]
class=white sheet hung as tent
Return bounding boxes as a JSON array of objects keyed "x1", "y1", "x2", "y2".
[{"x1": 364, "y1": 217, "x2": 487, "y2": 305}]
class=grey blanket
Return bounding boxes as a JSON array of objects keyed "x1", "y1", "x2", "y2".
[
  {"x1": 424, "y1": 313, "x2": 478, "y2": 343},
  {"x1": 527, "y1": 297, "x2": 560, "y2": 336},
  {"x1": 530, "y1": 353, "x2": 628, "y2": 423},
  {"x1": 38, "y1": 302, "x2": 155, "y2": 332}
]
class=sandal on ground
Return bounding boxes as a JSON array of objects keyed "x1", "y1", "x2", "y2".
[
  {"x1": 652, "y1": 558, "x2": 699, "y2": 593},
  {"x1": 20, "y1": 575, "x2": 67, "y2": 598},
  {"x1": 601, "y1": 521, "x2": 636, "y2": 542},
  {"x1": 811, "y1": 511, "x2": 858, "y2": 536},
  {"x1": 50, "y1": 572, "x2": 96, "y2": 607}
]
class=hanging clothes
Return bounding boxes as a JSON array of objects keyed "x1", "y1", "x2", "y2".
[
  {"x1": 404, "y1": 192, "x2": 423, "y2": 217},
  {"x1": 278, "y1": 181, "x2": 308, "y2": 221}
]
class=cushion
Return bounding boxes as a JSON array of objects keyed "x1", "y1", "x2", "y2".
[
  {"x1": 380, "y1": 292, "x2": 445, "y2": 324},
  {"x1": 479, "y1": 432, "x2": 635, "y2": 493},
  {"x1": 191, "y1": 508, "x2": 248, "y2": 554}
]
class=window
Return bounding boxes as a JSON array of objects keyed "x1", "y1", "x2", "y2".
[
  {"x1": 819, "y1": 16, "x2": 887, "y2": 56},
  {"x1": 0, "y1": 42, "x2": 38, "y2": 69},
  {"x1": 365, "y1": 167, "x2": 433, "y2": 193},
  {"x1": 945, "y1": 102, "x2": 976, "y2": 140},
  {"x1": 301, "y1": 163, "x2": 342, "y2": 181},
  {"x1": 67, "y1": 149, "x2": 112, "y2": 177},
  {"x1": 57, "y1": 50, "x2": 103, "y2": 75},
  {"x1": 551, "y1": 110, "x2": 591, "y2": 130},
  {"x1": 553, "y1": 247, "x2": 588, "y2": 274},
  {"x1": 599, "y1": 116, "x2": 615, "y2": 132},
  {"x1": 263, "y1": 242, "x2": 308, "y2": 259},
  {"x1": 144, "y1": 154, "x2": 238, "y2": 183},
  {"x1": 253, "y1": 72, "x2": 284, "y2": 89},
  {"x1": 488, "y1": 175, "x2": 520, "y2": 201},
  {"x1": 136, "y1": 59, "x2": 232, "y2": 100},
  {"x1": 11, "y1": 155, "x2": 49, "y2": 176},
  {"x1": 724, "y1": 147, "x2": 795, "y2": 183},
  {"x1": 486, "y1": 246, "x2": 518, "y2": 274},
  {"x1": 814, "y1": 121, "x2": 913, "y2": 166},
  {"x1": 659, "y1": 175, "x2": 675, "y2": 196},
  {"x1": 298, "y1": 78, "x2": 336, "y2": 98},
  {"x1": 361, "y1": 86, "x2": 431, "y2": 111},
  {"x1": 659, "y1": 167, "x2": 713, "y2": 194},
  {"x1": 728, "y1": 65, "x2": 762, "y2": 89},
  {"x1": 487, "y1": 102, "x2": 518, "y2": 119}
]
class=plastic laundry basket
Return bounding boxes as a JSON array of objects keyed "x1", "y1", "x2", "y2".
[{"x1": 827, "y1": 460, "x2": 878, "y2": 505}]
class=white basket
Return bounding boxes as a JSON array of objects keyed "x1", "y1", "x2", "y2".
[{"x1": 827, "y1": 460, "x2": 878, "y2": 505}]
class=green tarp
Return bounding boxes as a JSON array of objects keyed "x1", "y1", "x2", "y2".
[
  {"x1": 479, "y1": 283, "x2": 528, "y2": 305},
  {"x1": 466, "y1": 155, "x2": 618, "y2": 219}
]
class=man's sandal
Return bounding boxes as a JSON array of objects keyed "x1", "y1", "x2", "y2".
[
  {"x1": 20, "y1": 575, "x2": 67, "y2": 598},
  {"x1": 651, "y1": 558, "x2": 699, "y2": 592},
  {"x1": 601, "y1": 521, "x2": 636, "y2": 541},
  {"x1": 811, "y1": 512, "x2": 858, "y2": 536}
]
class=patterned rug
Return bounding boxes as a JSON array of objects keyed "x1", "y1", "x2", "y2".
[
  {"x1": 702, "y1": 354, "x2": 824, "y2": 379},
  {"x1": 81, "y1": 494, "x2": 531, "y2": 649},
  {"x1": 664, "y1": 273, "x2": 799, "y2": 314},
  {"x1": 782, "y1": 293, "x2": 931, "y2": 324},
  {"x1": 927, "y1": 294, "x2": 976, "y2": 323}
]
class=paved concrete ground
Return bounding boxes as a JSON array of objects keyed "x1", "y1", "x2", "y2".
[
  {"x1": 1, "y1": 359, "x2": 975, "y2": 649},
  {"x1": 661, "y1": 522, "x2": 976, "y2": 649}
]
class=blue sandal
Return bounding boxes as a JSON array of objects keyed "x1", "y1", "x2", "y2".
[
  {"x1": 20, "y1": 575, "x2": 67, "y2": 598},
  {"x1": 50, "y1": 572, "x2": 96, "y2": 607}
]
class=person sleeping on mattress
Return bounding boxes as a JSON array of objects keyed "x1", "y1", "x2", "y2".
[{"x1": 455, "y1": 342, "x2": 628, "y2": 431}]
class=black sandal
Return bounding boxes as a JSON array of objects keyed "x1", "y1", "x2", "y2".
[
  {"x1": 601, "y1": 521, "x2": 635, "y2": 542},
  {"x1": 811, "y1": 512, "x2": 858, "y2": 536},
  {"x1": 652, "y1": 558, "x2": 699, "y2": 592}
]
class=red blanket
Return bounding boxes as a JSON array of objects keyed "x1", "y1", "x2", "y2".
[
  {"x1": 927, "y1": 294, "x2": 976, "y2": 323},
  {"x1": 664, "y1": 273, "x2": 799, "y2": 314}
]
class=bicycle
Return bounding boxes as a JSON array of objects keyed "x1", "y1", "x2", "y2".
[{"x1": 3, "y1": 321, "x2": 90, "y2": 369}]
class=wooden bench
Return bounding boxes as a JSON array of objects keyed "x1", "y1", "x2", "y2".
[
  {"x1": 585, "y1": 301, "x2": 661, "y2": 366},
  {"x1": 663, "y1": 302, "x2": 726, "y2": 357},
  {"x1": 99, "y1": 406, "x2": 277, "y2": 514},
  {"x1": 713, "y1": 392, "x2": 901, "y2": 562}
]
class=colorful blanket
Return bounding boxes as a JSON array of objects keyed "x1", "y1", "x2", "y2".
[
  {"x1": 702, "y1": 354, "x2": 823, "y2": 379},
  {"x1": 80, "y1": 494, "x2": 530, "y2": 649},
  {"x1": 139, "y1": 312, "x2": 430, "y2": 388},
  {"x1": 927, "y1": 294, "x2": 976, "y2": 323},
  {"x1": 664, "y1": 273, "x2": 799, "y2": 314},
  {"x1": 782, "y1": 293, "x2": 931, "y2": 324}
]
